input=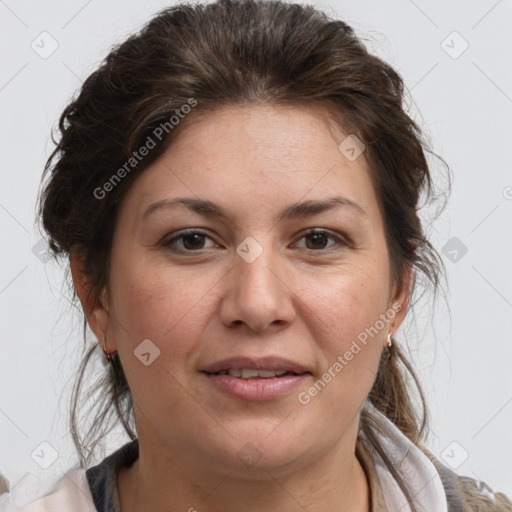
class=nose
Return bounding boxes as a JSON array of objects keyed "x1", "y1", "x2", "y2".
[{"x1": 219, "y1": 242, "x2": 296, "y2": 332}]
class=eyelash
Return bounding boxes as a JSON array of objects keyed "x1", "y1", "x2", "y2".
[{"x1": 162, "y1": 228, "x2": 348, "y2": 253}]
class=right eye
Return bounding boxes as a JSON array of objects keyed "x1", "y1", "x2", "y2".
[{"x1": 161, "y1": 230, "x2": 218, "y2": 252}]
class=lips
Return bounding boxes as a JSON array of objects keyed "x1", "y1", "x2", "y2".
[
  {"x1": 201, "y1": 356, "x2": 311, "y2": 376},
  {"x1": 215, "y1": 368, "x2": 296, "y2": 378}
]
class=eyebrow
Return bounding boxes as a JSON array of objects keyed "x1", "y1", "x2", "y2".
[{"x1": 142, "y1": 196, "x2": 367, "y2": 222}]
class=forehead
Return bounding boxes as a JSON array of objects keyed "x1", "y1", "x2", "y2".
[{"x1": 119, "y1": 104, "x2": 381, "y2": 226}]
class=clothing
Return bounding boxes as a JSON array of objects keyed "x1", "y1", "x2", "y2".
[
  {"x1": 1, "y1": 405, "x2": 511, "y2": 511},
  {"x1": 356, "y1": 439, "x2": 389, "y2": 511}
]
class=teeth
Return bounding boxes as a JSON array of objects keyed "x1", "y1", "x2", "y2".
[
  {"x1": 258, "y1": 370, "x2": 279, "y2": 378},
  {"x1": 241, "y1": 369, "x2": 260, "y2": 378},
  {"x1": 218, "y1": 369, "x2": 294, "y2": 379}
]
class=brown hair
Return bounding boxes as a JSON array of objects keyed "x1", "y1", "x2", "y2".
[{"x1": 37, "y1": 0, "x2": 450, "y2": 507}]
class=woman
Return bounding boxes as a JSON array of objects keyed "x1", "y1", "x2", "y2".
[{"x1": 2, "y1": 0, "x2": 510, "y2": 510}]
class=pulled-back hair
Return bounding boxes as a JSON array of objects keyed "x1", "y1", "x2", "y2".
[{"x1": 38, "y1": 0, "x2": 450, "y2": 508}]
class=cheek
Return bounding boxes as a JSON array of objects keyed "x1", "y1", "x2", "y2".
[
  {"x1": 295, "y1": 262, "x2": 389, "y2": 406},
  {"x1": 106, "y1": 259, "x2": 217, "y2": 417},
  {"x1": 107, "y1": 253, "x2": 223, "y2": 365},
  {"x1": 300, "y1": 260, "x2": 390, "y2": 347}
]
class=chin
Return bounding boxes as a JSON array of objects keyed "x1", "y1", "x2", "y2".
[{"x1": 214, "y1": 428, "x2": 313, "y2": 472}]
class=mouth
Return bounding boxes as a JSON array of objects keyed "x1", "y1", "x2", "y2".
[
  {"x1": 200, "y1": 355, "x2": 312, "y2": 377},
  {"x1": 200, "y1": 356, "x2": 312, "y2": 401},
  {"x1": 203, "y1": 369, "x2": 310, "y2": 379}
]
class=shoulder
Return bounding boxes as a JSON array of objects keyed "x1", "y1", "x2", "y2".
[
  {"x1": 0, "y1": 438, "x2": 138, "y2": 512},
  {"x1": 0, "y1": 468, "x2": 96, "y2": 512},
  {"x1": 420, "y1": 446, "x2": 512, "y2": 512},
  {"x1": 361, "y1": 402, "x2": 512, "y2": 511}
]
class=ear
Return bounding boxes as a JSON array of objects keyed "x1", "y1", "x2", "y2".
[
  {"x1": 388, "y1": 262, "x2": 415, "y2": 336},
  {"x1": 70, "y1": 248, "x2": 110, "y2": 344}
]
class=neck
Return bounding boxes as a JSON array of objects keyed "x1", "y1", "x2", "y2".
[{"x1": 118, "y1": 428, "x2": 370, "y2": 512}]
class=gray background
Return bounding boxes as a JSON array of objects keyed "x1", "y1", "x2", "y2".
[{"x1": 1, "y1": 0, "x2": 511, "y2": 500}]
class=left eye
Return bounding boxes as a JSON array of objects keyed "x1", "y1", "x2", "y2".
[
  {"x1": 294, "y1": 229, "x2": 346, "y2": 251},
  {"x1": 162, "y1": 229, "x2": 345, "y2": 252}
]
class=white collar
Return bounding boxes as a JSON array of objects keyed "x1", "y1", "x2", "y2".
[
  {"x1": 0, "y1": 469, "x2": 95, "y2": 511},
  {"x1": 366, "y1": 401, "x2": 448, "y2": 512}
]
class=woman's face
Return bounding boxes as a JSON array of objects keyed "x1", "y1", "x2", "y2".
[{"x1": 84, "y1": 104, "x2": 409, "y2": 474}]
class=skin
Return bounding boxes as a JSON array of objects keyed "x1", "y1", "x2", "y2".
[{"x1": 71, "y1": 104, "x2": 411, "y2": 512}]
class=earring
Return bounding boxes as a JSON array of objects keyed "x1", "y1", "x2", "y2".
[
  {"x1": 102, "y1": 334, "x2": 113, "y2": 363},
  {"x1": 386, "y1": 332, "x2": 392, "y2": 348}
]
